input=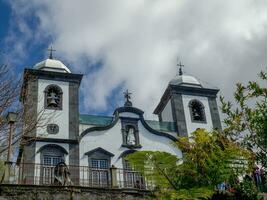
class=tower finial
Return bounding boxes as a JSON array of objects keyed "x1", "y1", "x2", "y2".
[
  {"x1": 47, "y1": 46, "x2": 56, "y2": 59},
  {"x1": 123, "y1": 90, "x2": 132, "y2": 107},
  {"x1": 177, "y1": 60, "x2": 184, "y2": 76}
]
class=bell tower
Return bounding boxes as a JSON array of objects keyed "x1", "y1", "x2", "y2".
[
  {"x1": 19, "y1": 53, "x2": 82, "y2": 183},
  {"x1": 153, "y1": 65, "x2": 221, "y2": 137}
]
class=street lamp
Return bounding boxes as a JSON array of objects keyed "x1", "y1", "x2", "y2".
[
  {"x1": 3, "y1": 112, "x2": 18, "y2": 183},
  {"x1": 6, "y1": 112, "x2": 18, "y2": 163}
]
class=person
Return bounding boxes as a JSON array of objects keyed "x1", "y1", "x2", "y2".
[
  {"x1": 54, "y1": 162, "x2": 73, "y2": 186},
  {"x1": 252, "y1": 166, "x2": 262, "y2": 190}
]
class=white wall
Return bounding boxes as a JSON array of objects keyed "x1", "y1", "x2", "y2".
[
  {"x1": 79, "y1": 118, "x2": 182, "y2": 169},
  {"x1": 161, "y1": 99, "x2": 174, "y2": 122},
  {"x1": 79, "y1": 124, "x2": 94, "y2": 134},
  {"x1": 182, "y1": 94, "x2": 213, "y2": 136},
  {"x1": 36, "y1": 79, "x2": 69, "y2": 139}
]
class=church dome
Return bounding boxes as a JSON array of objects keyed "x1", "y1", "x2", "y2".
[
  {"x1": 33, "y1": 59, "x2": 71, "y2": 73},
  {"x1": 169, "y1": 74, "x2": 202, "y2": 87}
]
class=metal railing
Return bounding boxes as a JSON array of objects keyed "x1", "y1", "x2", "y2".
[{"x1": 2, "y1": 163, "x2": 154, "y2": 190}]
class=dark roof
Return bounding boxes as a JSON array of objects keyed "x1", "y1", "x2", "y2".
[{"x1": 79, "y1": 114, "x2": 177, "y2": 133}]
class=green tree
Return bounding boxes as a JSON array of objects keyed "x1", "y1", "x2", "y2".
[
  {"x1": 220, "y1": 70, "x2": 267, "y2": 168},
  {"x1": 126, "y1": 129, "x2": 253, "y2": 200}
]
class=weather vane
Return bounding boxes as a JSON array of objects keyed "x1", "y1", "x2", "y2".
[{"x1": 47, "y1": 46, "x2": 56, "y2": 59}]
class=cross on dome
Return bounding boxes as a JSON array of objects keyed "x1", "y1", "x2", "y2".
[
  {"x1": 177, "y1": 61, "x2": 184, "y2": 76},
  {"x1": 47, "y1": 46, "x2": 56, "y2": 59},
  {"x1": 123, "y1": 90, "x2": 133, "y2": 107}
]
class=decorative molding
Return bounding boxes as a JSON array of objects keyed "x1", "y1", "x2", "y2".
[
  {"x1": 23, "y1": 68, "x2": 83, "y2": 85},
  {"x1": 37, "y1": 144, "x2": 68, "y2": 155},
  {"x1": 153, "y1": 85, "x2": 219, "y2": 114},
  {"x1": 23, "y1": 136, "x2": 78, "y2": 144},
  {"x1": 47, "y1": 124, "x2": 59, "y2": 134},
  {"x1": 79, "y1": 111, "x2": 120, "y2": 140},
  {"x1": 84, "y1": 147, "x2": 114, "y2": 157},
  {"x1": 80, "y1": 106, "x2": 178, "y2": 142},
  {"x1": 118, "y1": 149, "x2": 137, "y2": 159}
]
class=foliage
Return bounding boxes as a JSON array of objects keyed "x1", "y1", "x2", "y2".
[
  {"x1": 176, "y1": 129, "x2": 253, "y2": 188},
  {"x1": 162, "y1": 187, "x2": 214, "y2": 200},
  {"x1": 126, "y1": 129, "x2": 254, "y2": 199},
  {"x1": 220, "y1": 70, "x2": 267, "y2": 168},
  {"x1": 234, "y1": 178, "x2": 262, "y2": 200},
  {"x1": 126, "y1": 151, "x2": 179, "y2": 189}
]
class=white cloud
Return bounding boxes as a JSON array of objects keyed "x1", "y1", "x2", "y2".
[{"x1": 6, "y1": 0, "x2": 267, "y2": 119}]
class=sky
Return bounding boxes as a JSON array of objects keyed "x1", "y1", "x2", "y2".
[{"x1": 1, "y1": 0, "x2": 267, "y2": 120}]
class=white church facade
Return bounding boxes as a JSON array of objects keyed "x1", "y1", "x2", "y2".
[{"x1": 17, "y1": 56, "x2": 221, "y2": 187}]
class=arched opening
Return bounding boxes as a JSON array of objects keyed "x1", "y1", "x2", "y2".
[
  {"x1": 38, "y1": 144, "x2": 68, "y2": 184},
  {"x1": 189, "y1": 99, "x2": 206, "y2": 123},
  {"x1": 125, "y1": 125, "x2": 137, "y2": 145},
  {"x1": 44, "y1": 84, "x2": 63, "y2": 109}
]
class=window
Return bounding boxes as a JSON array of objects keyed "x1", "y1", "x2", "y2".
[
  {"x1": 189, "y1": 99, "x2": 206, "y2": 123},
  {"x1": 123, "y1": 158, "x2": 145, "y2": 189},
  {"x1": 91, "y1": 159, "x2": 108, "y2": 169},
  {"x1": 44, "y1": 84, "x2": 63, "y2": 109},
  {"x1": 90, "y1": 159, "x2": 109, "y2": 187},
  {"x1": 39, "y1": 144, "x2": 67, "y2": 185},
  {"x1": 84, "y1": 148, "x2": 114, "y2": 187}
]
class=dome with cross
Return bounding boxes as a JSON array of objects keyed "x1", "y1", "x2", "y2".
[
  {"x1": 169, "y1": 61, "x2": 202, "y2": 87},
  {"x1": 33, "y1": 58, "x2": 71, "y2": 73},
  {"x1": 169, "y1": 74, "x2": 202, "y2": 87}
]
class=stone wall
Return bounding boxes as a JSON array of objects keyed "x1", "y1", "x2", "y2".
[{"x1": 0, "y1": 185, "x2": 154, "y2": 200}]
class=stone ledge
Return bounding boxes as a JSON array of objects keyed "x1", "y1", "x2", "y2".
[{"x1": 0, "y1": 184, "x2": 154, "y2": 200}]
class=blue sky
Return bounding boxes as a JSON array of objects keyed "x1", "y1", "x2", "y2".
[
  {"x1": 1, "y1": 0, "x2": 267, "y2": 119},
  {"x1": 0, "y1": 0, "x2": 122, "y2": 116}
]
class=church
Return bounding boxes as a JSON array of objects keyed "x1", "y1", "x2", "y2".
[{"x1": 17, "y1": 53, "x2": 221, "y2": 187}]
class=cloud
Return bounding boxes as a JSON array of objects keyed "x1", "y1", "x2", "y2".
[{"x1": 5, "y1": 0, "x2": 267, "y2": 119}]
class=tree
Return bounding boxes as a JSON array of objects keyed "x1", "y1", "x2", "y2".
[
  {"x1": 0, "y1": 61, "x2": 21, "y2": 157},
  {"x1": 126, "y1": 129, "x2": 253, "y2": 200},
  {"x1": 220, "y1": 70, "x2": 267, "y2": 168},
  {"x1": 0, "y1": 57, "x2": 55, "y2": 160}
]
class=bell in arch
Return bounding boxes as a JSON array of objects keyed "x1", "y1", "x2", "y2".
[
  {"x1": 47, "y1": 91, "x2": 60, "y2": 107},
  {"x1": 193, "y1": 108, "x2": 201, "y2": 120}
]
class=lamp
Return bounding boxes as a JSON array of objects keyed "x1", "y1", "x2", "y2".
[
  {"x1": 3, "y1": 112, "x2": 18, "y2": 183},
  {"x1": 6, "y1": 112, "x2": 18, "y2": 124}
]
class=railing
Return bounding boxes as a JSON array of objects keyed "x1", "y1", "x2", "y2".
[{"x1": 2, "y1": 163, "x2": 154, "y2": 190}]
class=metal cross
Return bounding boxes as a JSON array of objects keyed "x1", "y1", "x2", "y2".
[
  {"x1": 47, "y1": 46, "x2": 56, "y2": 59},
  {"x1": 177, "y1": 61, "x2": 184, "y2": 76},
  {"x1": 123, "y1": 90, "x2": 132, "y2": 102}
]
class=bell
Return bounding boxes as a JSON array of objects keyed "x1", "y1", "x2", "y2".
[
  {"x1": 193, "y1": 111, "x2": 200, "y2": 120},
  {"x1": 49, "y1": 98, "x2": 58, "y2": 106},
  {"x1": 47, "y1": 92, "x2": 59, "y2": 107}
]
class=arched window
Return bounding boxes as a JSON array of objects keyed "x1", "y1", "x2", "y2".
[
  {"x1": 189, "y1": 100, "x2": 206, "y2": 123},
  {"x1": 38, "y1": 144, "x2": 68, "y2": 166},
  {"x1": 44, "y1": 84, "x2": 63, "y2": 109},
  {"x1": 38, "y1": 144, "x2": 68, "y2": 184}
]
